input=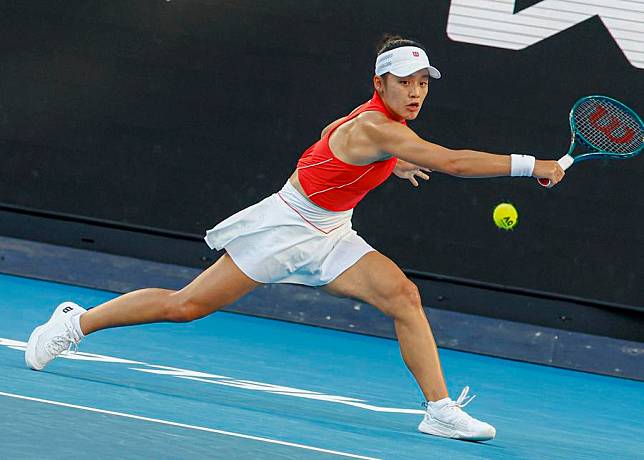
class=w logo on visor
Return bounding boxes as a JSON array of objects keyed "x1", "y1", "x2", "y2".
[
  {"x1": 447, "y1": 0, "x2": 644, "y2": 70},
  {"x1": 412, "y1": 51, "x2": 420, "y2": 57}
]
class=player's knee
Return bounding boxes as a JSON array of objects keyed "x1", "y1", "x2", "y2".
[
  {"x1": 383, "y1": 280, "x2": 423, "y2": 318},
  {"x1": 165, "y1": 294, "x2": 212, "y2": 323}
]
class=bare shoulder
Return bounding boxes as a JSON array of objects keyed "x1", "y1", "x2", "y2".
[
  {"x1": 355, "y1": 111, "x2": 407, "y2": 142},
  {"x1": 355, "y1": 111, "x2": 395, "y2": 132},
  {"x1": 355, "y1": 110, "x2": 391, "y2": 126}
]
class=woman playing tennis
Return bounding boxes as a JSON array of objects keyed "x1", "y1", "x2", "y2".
[{"x1": 25, "y1": 35, "x2": 565, "y2": 441}]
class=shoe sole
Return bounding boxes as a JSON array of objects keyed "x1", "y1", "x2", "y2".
[
  {"x1": 418, "y1": 420, "x2": 495, "y2": 442},
  {"x1": 25, "y1": 324, "x2": 46, "y2": 371}
]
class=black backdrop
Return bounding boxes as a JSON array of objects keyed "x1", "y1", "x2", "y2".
[{"x1": 1, "y1": 1, "x2": 642, "y2": 306}]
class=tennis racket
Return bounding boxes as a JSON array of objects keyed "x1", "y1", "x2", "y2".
[{"x1": 539, "y1": 95, "x2": 643, "y2": 187}]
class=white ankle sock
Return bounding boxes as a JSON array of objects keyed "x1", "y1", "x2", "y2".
[
  {"x1": 71, "y1": 313, "x2": 85, "y2": 339},
  {"x1": 428, "y1": 397, "x2": 451, "y2": 408}
]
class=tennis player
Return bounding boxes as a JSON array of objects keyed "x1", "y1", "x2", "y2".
[{"x1": 25, "y1": 35, "x2": 564, "y2": 441}]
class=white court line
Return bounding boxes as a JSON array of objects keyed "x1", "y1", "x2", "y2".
[
  {"x1": 1, "y1": 338, "x2": 425, "y2": 415},
  {"x1": 0, "y1": 391, "x2": 380, "y2": 460}
]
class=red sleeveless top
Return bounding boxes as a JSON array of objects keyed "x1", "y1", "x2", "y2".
[{"x1": 296, "y1": 91, "x2": 404, "y2": 211}]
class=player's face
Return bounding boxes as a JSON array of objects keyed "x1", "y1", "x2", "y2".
[{"x1": 376, "y1": 70, "x2": 430, "y2": 120}]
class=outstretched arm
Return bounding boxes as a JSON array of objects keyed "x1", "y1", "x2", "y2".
[{"x1": 364, "y1": 117, "x2": 564, "y2": 184}]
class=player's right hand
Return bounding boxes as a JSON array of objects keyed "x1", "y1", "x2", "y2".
[{"x1": 532, "y1": 160, "x2": 565, "y2": 187}]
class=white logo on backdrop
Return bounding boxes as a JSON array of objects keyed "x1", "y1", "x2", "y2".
[{"x1": 447, "y1": 0, "x2": 644, "y2": 69}]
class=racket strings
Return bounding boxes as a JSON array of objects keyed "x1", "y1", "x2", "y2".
[{"x1": 574, "y1": 98, "x2": 642, "y2": 155}]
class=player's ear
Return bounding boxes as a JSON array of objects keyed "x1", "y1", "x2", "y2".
[{"x1": 373, "y1": 74, "x2": 385, "y2": 95}]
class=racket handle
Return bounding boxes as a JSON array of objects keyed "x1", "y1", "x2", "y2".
[{"x1": 538, "y1": 154, "x2": 574, "y2": 187}]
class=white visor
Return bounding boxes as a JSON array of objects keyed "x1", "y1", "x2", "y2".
[{"x1": 375, "y1": 46, "x2": 441, "y2": 79}]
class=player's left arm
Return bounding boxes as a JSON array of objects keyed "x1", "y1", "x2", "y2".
[{"x1": 364, "y1": 117, "x2": 563, "y2": 183}]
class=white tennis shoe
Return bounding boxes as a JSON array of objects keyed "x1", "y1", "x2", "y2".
[
  {"x1": 418, "y1": 386, "x2": 496, "y2": 441},
  {"x1": 25, "y1": 302, "x2": 86, "y2": 371}
]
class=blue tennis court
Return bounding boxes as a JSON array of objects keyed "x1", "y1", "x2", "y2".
[{"x1": 1, "y1": 272, "x2": 642, "y2": 459}]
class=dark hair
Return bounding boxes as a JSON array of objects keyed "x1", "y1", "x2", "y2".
[{"x1": 376, "y1": 34, "x2": 427, "y2": 56}]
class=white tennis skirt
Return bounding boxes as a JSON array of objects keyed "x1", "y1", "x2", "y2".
[{"x1": 203, "y1": 181, "x2": 374, "y2": 285}]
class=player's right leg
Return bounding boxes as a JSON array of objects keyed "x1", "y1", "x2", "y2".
[{"x1": 25, "y1": 253, "x2": 259, "y2": 370}]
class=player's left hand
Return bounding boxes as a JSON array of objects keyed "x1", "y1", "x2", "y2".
[{"x1": 393, "y1": 159, "x2": 431, "y2": 187}]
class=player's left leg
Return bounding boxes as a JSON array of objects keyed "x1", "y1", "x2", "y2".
[
  {"x1": 324, "y1": 251, "x2": 447, "y2": 401},
  {"x1": 324, "y1": 251, "x2": 495, "y2": 441}
]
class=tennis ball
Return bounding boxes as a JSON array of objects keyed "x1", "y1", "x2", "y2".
[{"x1": 493, "y1": 203, "x2": 518, "y2": 230}]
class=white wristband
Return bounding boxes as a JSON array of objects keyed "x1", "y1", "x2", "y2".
[{"x1": 510, "y1": 154, "x2": 536, "y2": 177}]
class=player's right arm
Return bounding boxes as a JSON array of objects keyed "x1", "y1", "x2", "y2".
[{"x1": 363, "y1": 115, "x2": 564, "y2": 184}]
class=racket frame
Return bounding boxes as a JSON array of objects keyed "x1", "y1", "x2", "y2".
[{"x1": 538, "y1": 95, "x2": 643, "y2": 187}]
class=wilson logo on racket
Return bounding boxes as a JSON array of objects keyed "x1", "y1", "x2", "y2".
[
  {"x1": 588, "y1": 107, "x2": 635, "y2": 144},
  {"x1": 538, "y1": 95, "x2": 643, "y2": 188}
]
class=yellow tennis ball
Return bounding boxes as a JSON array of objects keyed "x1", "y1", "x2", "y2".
[{"x1": 493, "y1": 203, "x2": 518, "y2": 230}]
